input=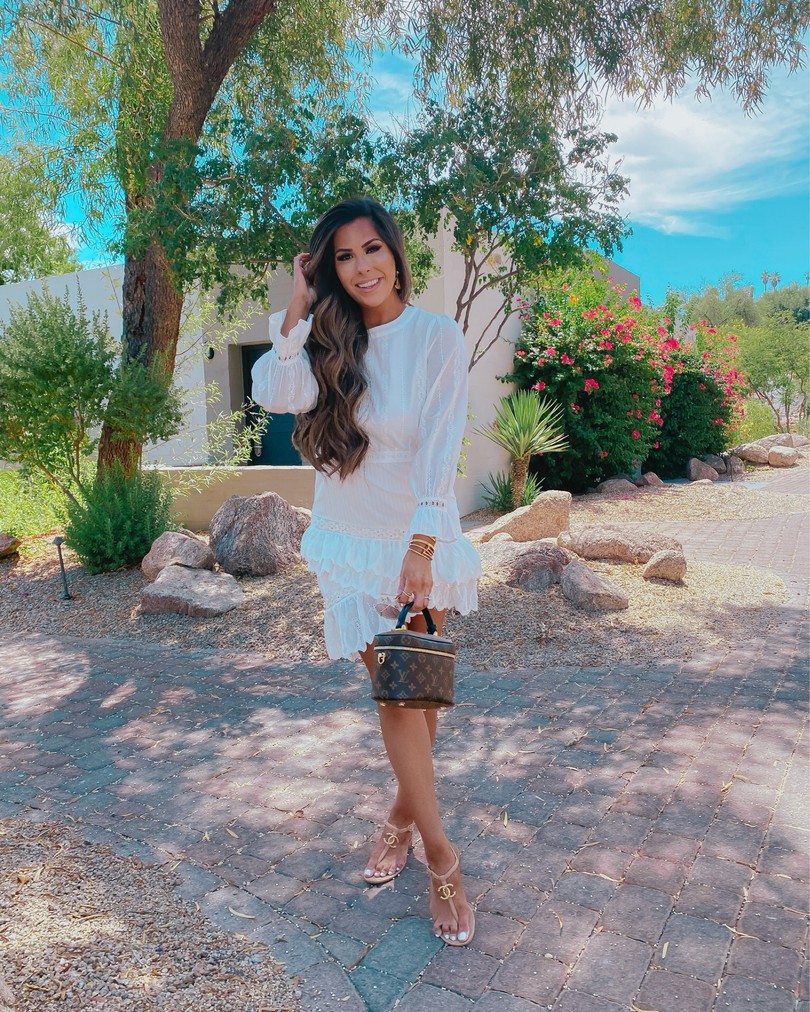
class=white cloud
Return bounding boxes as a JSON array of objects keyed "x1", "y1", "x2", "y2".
[{"x1": 601, "y1": 66, "x2": 810, "y2": 234}]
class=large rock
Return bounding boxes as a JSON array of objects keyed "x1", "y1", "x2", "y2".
[
  {"x1": 596, "y1": 478, "x2": 638, "y2": 496},
  {"x1": 0, "y1": 533, "x2": 21, "y2": 558},
  {"x1": 756, "y1": 434, "x2": 794, "y2": 450},
  {"x1": 209, "y1": 491, "x2": 310, "y2": 577},
  {"x1": 138, "y1": 565, "x2": 244, "y2": 616},
  {"x1": 643, "y1": 549, "x2": 687, "y2": 583},
  {"x1": 141, "y1": 531, "x2": 215, "y2": 582},
  {"x1": 727, "y1": 455, "x2": 745, "y2": 479},
  {"x1": 768, "y1": 445, "x2": 799, "y2": 467},
  {"x1": 558, "y1": 525, "x2": 682, "y2": 564},
  {"x1": 561, "y1": 560, "x2": 628, "y2": 611},
  {"x1": 732, "y1": 434, "x2": 800, "y2": 463},
  {"x1": 789, "y1": 434, "x2": 810, "y2": 447},
  {"x1": 476, "y1": 490, "x2": 572, "y2": 544},
  {"x1": 639, "y1": 472, "x2": 665, "y2": 487},
  {"x1": 735, "y1": 442, "x2": 770, "y2": 464},
  {"x1": 687, "y1": 457, "x2": 719, "y2": 481},
  {"x1": 478, "y1": 537, "x2": 569, "y2": 592},
  {"x1": 703, "y1": 453, "x2": 727, "y2": 474}
]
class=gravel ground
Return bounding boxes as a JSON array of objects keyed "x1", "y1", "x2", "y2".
[
  {"x1": 0, "y1": 819, "x2": 303, "y2": 1012},
  {"x1": 0, "y1": 477, "x2": 800, "y2": 671},
  {"x1": 569, "y1": 481, "x2": 808, "y2": 525}
]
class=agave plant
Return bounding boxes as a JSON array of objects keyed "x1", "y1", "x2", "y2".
[
  {"x1": 480, "y1": 470, "x2": 544, "y2": 512},
  {"x1": 476, "y1": 389, "x2": 568, "y2": 507}
]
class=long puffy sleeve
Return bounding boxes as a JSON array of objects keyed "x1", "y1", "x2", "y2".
[
  {"x1": 407, "y1": 316, "x2": 468, "y2": 542},
  {"x1": 250, "y1": 311, "x2": 318, "y2": 414}
]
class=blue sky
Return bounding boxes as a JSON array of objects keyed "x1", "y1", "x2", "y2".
[{"x1": 366, "y1": 50, "x2": 810, "y2": 306}]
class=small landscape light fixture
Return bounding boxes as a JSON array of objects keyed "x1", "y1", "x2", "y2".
[
  {"x1": 205, "y1": 346, "x2": 215, "y2": 360},
  {"x1": 52, "y1": 537, "x2": 72, "y2": 600}
]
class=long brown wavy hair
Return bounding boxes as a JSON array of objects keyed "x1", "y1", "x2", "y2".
[{"x1": 292, "y1": 198, "x2": 413, "y2": 477}]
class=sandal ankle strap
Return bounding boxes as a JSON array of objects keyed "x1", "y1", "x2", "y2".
[
  {"x1": 428, "y1": 844, "x2": 460, "y2": 884},
  {"x1": 383, "y1": 820, "x2": 412, "y2": 836}
]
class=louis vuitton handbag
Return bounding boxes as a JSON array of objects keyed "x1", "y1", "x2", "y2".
[{"x1": 371, "y1": 602, "x2": 456, "y2": 709}]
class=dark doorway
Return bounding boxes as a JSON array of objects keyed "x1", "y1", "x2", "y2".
[{"x1": 241, "y1": 344, "x2": 303, "y2": 465}]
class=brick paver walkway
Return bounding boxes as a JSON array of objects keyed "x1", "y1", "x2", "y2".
[{"x1": 1, "y1": 505, "x2": 808, "y2": 1010}]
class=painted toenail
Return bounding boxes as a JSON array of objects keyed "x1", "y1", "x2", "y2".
[{"x1": 458, "y1": 931, "x2": 468, "y2": 941}]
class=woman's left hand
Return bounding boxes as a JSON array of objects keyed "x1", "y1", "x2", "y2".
[{"x1": 397, "y1": 551, "x2": 432, "y2": 613}]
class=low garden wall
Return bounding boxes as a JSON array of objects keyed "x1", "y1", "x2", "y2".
[{"x1": 156, "y1": 465, "x2": 315, "y2": 531}]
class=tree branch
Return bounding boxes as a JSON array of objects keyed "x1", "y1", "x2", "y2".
[
  {"x1": 202, "y1": 0, "x2": 277, "y2": 97},
  {"x1": 18, "y1": 14, "x2": 124, "y2": 68},
  {"x1": 469, "y1": 298, "x2": 510, "y2": 371}
]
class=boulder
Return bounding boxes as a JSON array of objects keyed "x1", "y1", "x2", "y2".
[
  {"x1": 503, "y1": 543, "x2": 570, "y2": 593},
  {"x1": 558, "y1": 525, "x2": 682, "y2": 564},
  {"x1": 561, "y1": 560, "x2": 628, "y2": 611},
  {"x1": 703, "y1": 453, "x2": 727, "y2": 474},
  {"x1": 477, "y1": 490, "x2": 572, "y2": 544},
  {"x1": 489, "y1": 532, "x2": 514, "y2": 542},
  {"x1": 596, "y1": 478, "x2": 639, "y2": 496},
  {"x1": 209, "y1": 491, "x2": 310, "y2": 577},
  {"x1": 768, "y1": 445, "x2": 799, "y2": 467},
  {"x1": 643, "y1": 549, "x2": 687, "y2": 583},
  {"x1": 734, "y1": 442, "x2": 770, "y2": 464},
  {"x1": 639, "y1": 471, "x2": 665, "y2": 487},
  {"x1": 0, "y1": 533, "x2": 21, "y2": 558},
  {"x1": 727, "y1": 455, "x2": 745, "y2": 479},
  {"x1": 756, "y1": 434, "x2": 794, "y2": 450},
  {"x1": 138, "y1": 565, "x2": 244, "y2": 617},
  {"x1": 141, "y1": 531, "x2": 215, "y2": 582},
  {"x1": 687, "y1": 458, "x2": 719, "y2": 481},
  {"x1": 789, "y1": 434, "x2": 810, "y2": 447}
]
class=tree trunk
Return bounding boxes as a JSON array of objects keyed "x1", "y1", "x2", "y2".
[
  {"x1": 511, "y1": 455, "x2": 529, "y2": 508},
  {"x1": 96, "y1": 0, "x2": 278, "y2": 478},
  {"x1": 97, "y1": 240, "x2": 184, "y2": 477}
]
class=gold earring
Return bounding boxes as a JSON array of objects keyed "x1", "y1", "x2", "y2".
[{"x1": 394, "y1": 271, "x2": 401, "y2": 291}]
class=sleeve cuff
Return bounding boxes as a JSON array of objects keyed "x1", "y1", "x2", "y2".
[
  {"x1": 269, "y1": 310, "x2": 311, "y2": 361},
  {"x1": 407, "y1": 501, "x2": 462, "y2": 543}
]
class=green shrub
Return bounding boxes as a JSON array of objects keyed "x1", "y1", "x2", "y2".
[
  {"x1": 736, "y1": 398, "x2": 777, "y2": 443},
  {"x1": 644, "y1": 368, "x2": 730, "y2": 477},
  {"x1": 0, "y1": 469, "x2": 67, "y2": 538},
  {"x1": 65, "y1": 465, "x2": 175, "y2": 573},
  {"x1": 481, "y1": 471, "x2": 543, "y2": 512}
]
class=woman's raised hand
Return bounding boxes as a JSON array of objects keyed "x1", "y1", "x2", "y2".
[
  {"x1": 291, "y1": 253, "x2": 316, "y2": 311},
  {"x1": 280, "y1": 253, "x2": 316, "y2": 337}
]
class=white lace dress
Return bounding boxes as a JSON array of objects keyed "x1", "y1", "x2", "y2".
[{"x1": 250, "y1": 304, "x2": 482, "y2": 659}]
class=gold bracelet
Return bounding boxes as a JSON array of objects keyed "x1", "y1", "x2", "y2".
[
  {"x1": 408, "y1": 545, "x2": 434, "y2": 561},
  {"x1": 409, "y1": 537, "x2": 436, "y2": 550}
]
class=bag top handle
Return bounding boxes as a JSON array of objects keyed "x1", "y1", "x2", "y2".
[{"x1": 395, "y1": 601, "x2": 438, "y2": 636}]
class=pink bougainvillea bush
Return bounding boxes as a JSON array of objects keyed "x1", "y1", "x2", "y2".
[
  {"x1": 646, "y1": 317, "x2": 746, "y2": 478},
  {"x1": 506, "y1": 271, "x2": 745, "y2": 491}
]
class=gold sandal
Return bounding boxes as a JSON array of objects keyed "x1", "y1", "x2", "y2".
[
  {"x1": 363, "y1": 820, "x2": 414, "y2": 885},
  {"x1": 428, "y1": 845, "x2": 475, "y2": 946}
]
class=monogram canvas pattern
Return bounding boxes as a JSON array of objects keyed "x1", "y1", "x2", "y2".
[{"x1": 371, "y1": 629, "x2": 456, "y2": 709}]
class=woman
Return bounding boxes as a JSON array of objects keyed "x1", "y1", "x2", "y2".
[{"x1": 251, "y1": 197, "x2": 481, "y2": 945}]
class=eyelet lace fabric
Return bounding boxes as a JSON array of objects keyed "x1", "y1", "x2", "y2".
[{"x1": 250, "y1": 306, "x2": 481, "y2": 660}]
